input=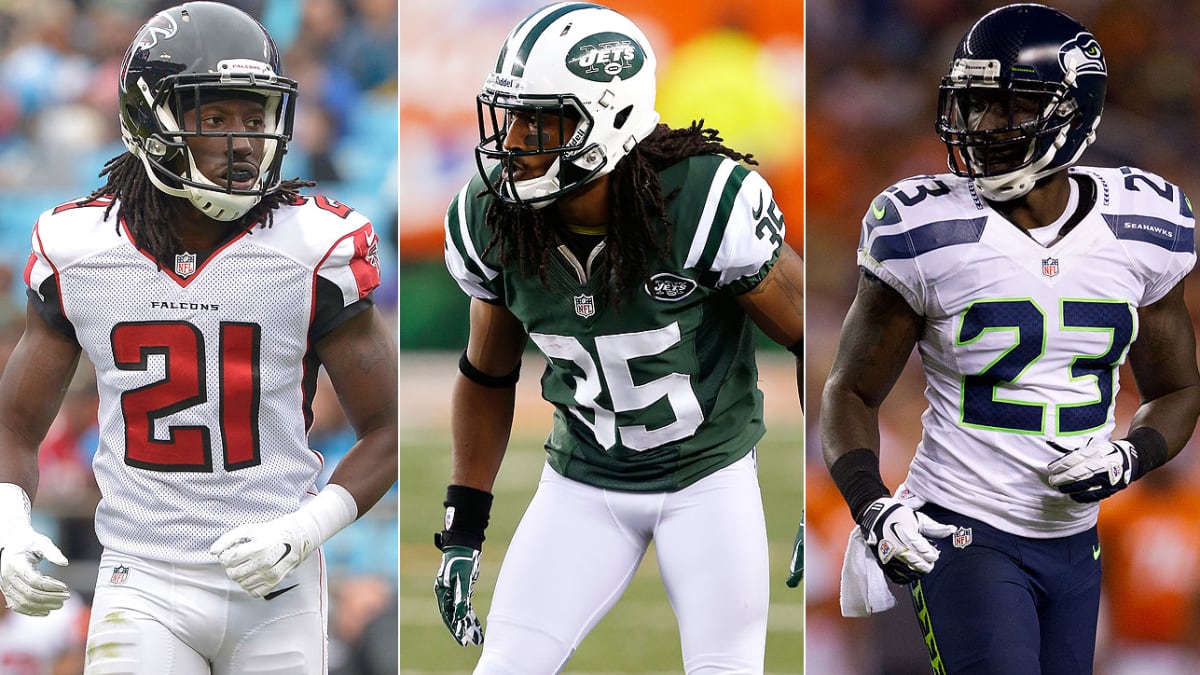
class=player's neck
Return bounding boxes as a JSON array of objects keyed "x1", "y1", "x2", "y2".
[
  {"x1": 174, "y1": 208, "x2": 242, "y2": 253},
  {"x1": 988, "y1": 172, "x2": 1072, "y2": 231},
  {"x1": 554, "y1": 175, "x2": 611, "y2": 234}
]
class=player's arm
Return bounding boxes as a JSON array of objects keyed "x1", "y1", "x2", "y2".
[
  {"x1": 735, "y1": 243, "x2": 806, "y2": 586},
  {"x1": 0, "y1": 302, "x2": 80, "y2": 615},
  {"x1": 736, "y1": 242, "x2": 804, "y2": 404},
  {"x1": 1048, "y1": 279, "x2": 1200, "y2": 501},
  {"x1": 211, "y1": 304, "x2": 397, "y2": 597},
  {"x1": 450, "y1": 298, "x2": 526, "y2": 491},
  {"x1": 821, "y1": 271, "x2": 953, "y2": 583},
  {"x1": 434, "y1": 297, "x2": 527, "y2": 647},
  {"x1": 317, "y1": 305, "x2": 399, "y2": 511}
]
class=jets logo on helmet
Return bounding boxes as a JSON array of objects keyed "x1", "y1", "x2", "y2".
[{"x1": 566, "y1": 33, "x2": 645, "y2": 81}]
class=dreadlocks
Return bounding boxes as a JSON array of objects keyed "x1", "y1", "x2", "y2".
[
  {"x1": 481, "y1": 121, "x2": 757, "y2": 302},
  {"x1": 88, "y1": 153, "x2": 316, "y2": 266}
]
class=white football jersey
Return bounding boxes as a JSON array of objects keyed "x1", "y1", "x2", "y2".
[
  {"x1": 25, "y1": 195, "x2": 380, "y2": 563},
  {"x1": 859, "y1": 166, "x2": 1196, "y2": 537}
]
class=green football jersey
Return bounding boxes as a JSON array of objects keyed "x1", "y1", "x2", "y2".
[{"x1": 444, "y1": 154, "x2": 785, "y2": 491}]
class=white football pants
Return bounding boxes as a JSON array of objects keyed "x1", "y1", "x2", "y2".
[
  {"x1": 84, "y1": 549, "x2": 327, "y2": 674},
  {"x1": 475, "y1": 450, "x2": 769, "y2": 674}
]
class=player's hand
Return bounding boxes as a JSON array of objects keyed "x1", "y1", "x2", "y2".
[
  {"x1": 785, "y1": 517, "x2": 804, "y2": 588},
  {"x1": 857, "y1": 497, "x2": 955, "y2": 585},
  {"x1": 434, "y1": 544, "x2": 484, "y2": 646},
  {"x1": 210, "y1": 515, "x2": 316, "y2": 598},
  {"x1": 1047, "y1": 438, "x2": 1138, "y2": 502},
  {"x1": 0, "y1": 526, "x2": 70, "y2": 616}
]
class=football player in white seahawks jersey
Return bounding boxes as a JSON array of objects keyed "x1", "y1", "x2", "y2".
[
  {"x1": 437, "y1": 3, "x2": 804, "y2": 672},
  {"x1": 821, "y1": 4, "x2": 1199, "y2": 674},
  {"x1": 0, "y1": 4, "x2": 396, "y2": 673}
]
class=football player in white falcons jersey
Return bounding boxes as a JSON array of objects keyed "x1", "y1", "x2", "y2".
[
  {"x1": 437, "y1": 3, "x2": 804, "y2": 673},
  {"x1": 821, "y1": 4, "x2": 1200, "y2": 674},
  {"x1": 0, "y1": 3, "x2": 396, "y2": 673}
]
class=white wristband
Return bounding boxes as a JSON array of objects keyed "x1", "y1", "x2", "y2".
[
  {"x1": 297, "y1": 484, "x2": 359, "y2": 548},
  {"x1": 0, "y1": 483, "x2": 31, "y2": 526}
]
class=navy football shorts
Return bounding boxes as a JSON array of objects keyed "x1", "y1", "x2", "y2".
[{"x1": 908, "y1": 503, "x2": 1102, "y2": 675}]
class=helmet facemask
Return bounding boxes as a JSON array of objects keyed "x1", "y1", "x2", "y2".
[
  {"x1": 937, "y1": 64, "x2": 1080, "y2": 201},
  {"x1": 475, "y1": 89, "x2": 597, "y2": 209},
  {"x1": 122, "y1": 66, "x2": 297, "y2": 221}
]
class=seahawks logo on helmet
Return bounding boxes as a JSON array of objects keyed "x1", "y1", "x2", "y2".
[
  {"x1": 1060, "y1": 32, "x2": 1106, "y2": 77},
  {"x1": 566, "y1": 32, "x2": 645, "y2": 82}
]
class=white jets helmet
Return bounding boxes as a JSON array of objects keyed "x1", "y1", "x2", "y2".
[{"x1": 475, "y1": 2, "x2": 660, "y2": 208}]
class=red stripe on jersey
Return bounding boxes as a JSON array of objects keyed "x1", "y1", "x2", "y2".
[{"x1": 349, "y1": 224, "x2": 381, "y2": 300}]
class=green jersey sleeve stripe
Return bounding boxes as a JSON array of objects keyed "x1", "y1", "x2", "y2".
[
  {"x1": 688, "y1": 160, "x2": 750, "y2": 272},
  {"x1": 444, "y1": 182, "x2": 496, "y2": 287},
  {"x1": 684, "y1": 158, "x2": 738, "y2": 270}
]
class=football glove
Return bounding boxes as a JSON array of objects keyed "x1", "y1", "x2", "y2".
[
  {"x1": 785, "y1": 516, "x2": 804, "y2": 588},
  {"x1": 0, "y1": 484, "x2": 69, "y2": 617},
  {"x1": 210, "y1": 486, "x2": 357, "y2": 598},
  {"x1": 434, "y1": 544, "x2": 484, "y2": 646},
  {"x1": 858, "y1": 497, "x2": 955, "y2": 585},
  {"x1": 1047, "y1": 438, "x2": 1138, "y2": 503}
]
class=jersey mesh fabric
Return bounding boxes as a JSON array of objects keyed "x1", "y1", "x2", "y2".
[
  {"x1": 446, "y1": 154, "x2": 782, "y2": 491},
  {"x1": 28, "y1": 196, "x2": 379, "y2": 563},
  {"x1": 857, "y1": 166, "x2": 1195, "y2": 537}
]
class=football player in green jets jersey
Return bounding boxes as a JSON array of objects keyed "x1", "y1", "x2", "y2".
[{"x1": 436, "y1": 3, "x2": 804, "y2": 672}]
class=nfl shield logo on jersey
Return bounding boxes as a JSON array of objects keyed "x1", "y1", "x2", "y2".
[
  {"x1": 574, "y1": 294, "x2": 596, "y2": 318},
  {"x1": 1041, "y1": 257, "x2": 1059, "y2": 278},
  {"x1": 174, "y1": 251, "x2": 198, "y2": 278},
  {"x1": 110, "y1": 565, "x2": 129, "y2": 584},
  {"x1": 952, "y1": 526, "x2": 973, "y2": 549}
]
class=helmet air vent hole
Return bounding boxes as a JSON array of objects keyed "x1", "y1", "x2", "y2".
[{"x1": 613, "y1": 105, "x2": 632, "y2": 129}]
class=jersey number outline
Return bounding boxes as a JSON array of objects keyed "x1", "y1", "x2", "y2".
[
  {"x1": 530, "y1": 323, "x2": 703, "y2": 452},
  {"x1": 111, "y1": 321, "x2": 262, "y2": 472},
  {"x1": 958, "y1": 298, "x2": 1134, "y2": 435}
]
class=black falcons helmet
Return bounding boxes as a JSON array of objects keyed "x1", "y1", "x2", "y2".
[
  {"x1": 118, "y1": 1, "x2": 298, "y2": 221},
  {"x1": 935, "y1": 3, "x2": 1106, "y2": 201}
]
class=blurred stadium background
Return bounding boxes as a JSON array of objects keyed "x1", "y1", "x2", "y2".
[
  {"x1": 398, "y1": 0, "x2": 803, "y2": 673},
  {"x1": 0, "y1": 0, "x2": 397, "y2": 672},
  {"x1": 807, "y1": 1, "x2": 1200, "y2": 674}
]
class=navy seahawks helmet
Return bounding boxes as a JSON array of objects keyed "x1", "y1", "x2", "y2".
[
  {"x1": 936, "y1": 3, "x2": 1106, "y2": 201},
  {"x1": 119, "y1": 2, "x2": 297, "y2": 221}
]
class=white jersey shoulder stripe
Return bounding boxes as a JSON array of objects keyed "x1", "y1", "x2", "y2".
[{"x1": 684, "y1": 158, "x2": 738, "y2": 269}]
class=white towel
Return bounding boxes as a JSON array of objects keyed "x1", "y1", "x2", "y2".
[{"x1": 839, "y1": 526, "x2": 896, "y2": 617}]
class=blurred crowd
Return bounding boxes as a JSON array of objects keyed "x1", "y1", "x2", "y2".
[
  {"x1": 807, "y1": 1, "x2": 1200, "y2": 673},
  {"x1": 0, "y1": 0, "x2": 397, "y2": 672}
]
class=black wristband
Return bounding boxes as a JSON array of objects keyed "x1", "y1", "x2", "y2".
[
  {"x1": 459, "y1": 351, "x2": 521, "y2": 388},
  {"x1": 1124, "y1": 426, "x2": 1169, "y2": 480},
  {"x1": 434, "y1": 484, "x2": 494, "y2": 550},
  {"x1": 787, "y1": 337, "x2": 803, "y2": 357},
  {"x1": 829, "y1": 448, "x2": 891, "y2": 521}
]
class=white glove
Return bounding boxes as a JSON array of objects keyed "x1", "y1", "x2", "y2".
[
  {"x1": 210, "y1": 485, "x2": 357, "y2": 598},
  {"x1": 857, "y1": 497, "x2": 956, "y2": 584},
  {"x1": 1047, "y1": 438, "x2": 1138, "y2": 502},
  {"x1": 0, "y1": 484, "x2": 69, "y2": 616}
]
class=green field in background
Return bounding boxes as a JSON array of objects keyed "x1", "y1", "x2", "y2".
[{"x1": 398, "y1": 352, "x2": 804, "y2": 674}]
